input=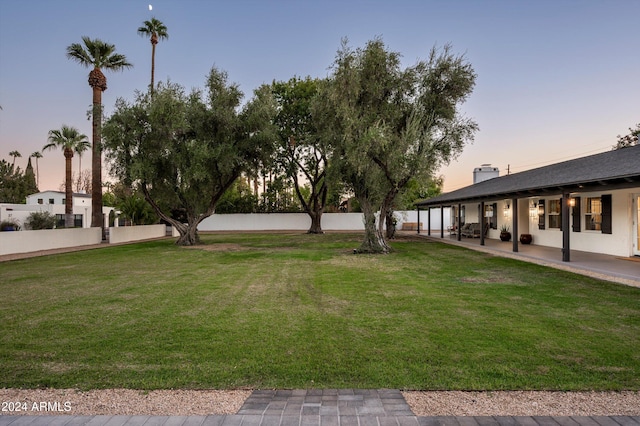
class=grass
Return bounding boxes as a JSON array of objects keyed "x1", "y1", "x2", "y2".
[{"x1": 1, "y1": 232, "x2": 639, "y2": 391}]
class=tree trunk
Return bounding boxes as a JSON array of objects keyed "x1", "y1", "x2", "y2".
[
  {"x1": 91, "y1": 85, "x2": 104, "y2": 231},
  {"x1": 77, "y1": 155, "x2": 82, "y2": 192},
  {"x1": 356, "y1": 196, "x2": 390, "y2": 254},
  {"x1": 64, "y1": 148, "x2": 74, "y2": 228},
  {"x1": 308, "y1": 210, "x2": 323, "y2": 234},
  {"x1": 385, "y1": 210, "x2": 396, "y2": 240},
  {"x1": 150, "y1": 42, "x2": 156, "y2": 94},
  {"x1": 175, "y1": 221, "x2": 201, "y2": 246},
  {"x1": 379, "y1": 189, "x2": 398, "y2": 240}
]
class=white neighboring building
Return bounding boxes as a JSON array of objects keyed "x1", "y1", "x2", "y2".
[{"x1": 1, "y1": 191, "x2": 114, "y2": 229}]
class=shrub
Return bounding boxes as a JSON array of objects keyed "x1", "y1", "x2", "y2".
[
  {"x1": 0, "y1": 218, "x2": 21, "y2": 231},
  {"x1": 26, "y1": 211, "x2": 56, "y2": 230}
]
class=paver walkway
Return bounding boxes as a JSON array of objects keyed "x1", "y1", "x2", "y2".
[{"x1": 1, "y1": 389, "x2": 637, "y2": 426}]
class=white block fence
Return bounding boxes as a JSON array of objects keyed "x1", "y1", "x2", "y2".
[
  {"x1": 108, "y1": 224, "x2": 166, "y2": 244},
  {"x1": 197, "y1": 210, "x2": 451, "y2": 232},
  {"x1": 0, "y1": 210, "x2": 451, "y2": 257},
  {"x1": 0, "y1": 228, "x2": 102, "y2": 256}
]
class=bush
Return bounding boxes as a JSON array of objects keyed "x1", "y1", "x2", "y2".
[
  {"x1": 0, "y1": 218, "x2": 21, "y2": 231},
  {"x1": 26, "y1": 211, "x2": 56, "y2": 230}
]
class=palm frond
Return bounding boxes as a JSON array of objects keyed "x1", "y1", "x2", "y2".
[{"x1": 66, "y1": 37, "x2": 132, "y2": 71}]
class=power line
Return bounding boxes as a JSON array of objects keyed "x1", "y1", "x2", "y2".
[{"x1": 508, "y1": 144, "x2": 612, "y2": 173}]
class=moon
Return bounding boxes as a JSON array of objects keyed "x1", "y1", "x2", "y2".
[{"x1": 148, "y1": 4, "x2": 153, "y2": 10}]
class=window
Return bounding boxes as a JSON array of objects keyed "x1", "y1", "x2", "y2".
[
  {"x1": 484, "y1": 203, "x2": 498, "y2": 229},
  {"x1": 37, "y1": 198, "x2": 43, "y2": 204},
  {"x1": 548, "y1": 199, "x2": 561, "y2": 229},
  {"x1": 55, "y1": 214, "x2": 84, "y2": 228},
  {"x1": 48, "y1": 198, "x2": 55, "y2": 204},
  {"x1": 585, "y1": 197, "x2": 602, "y2": 231},
  {"x1": 62, "y1": 198, "x2": 65, "y2": 205}
]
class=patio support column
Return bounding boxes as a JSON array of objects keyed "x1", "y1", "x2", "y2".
[
  {"x1": 427, "y1": 208, "x2": 431, "y2": 236},
  {"x1": 440, "y1": 205, "x2": 444, "y2": 238},
  {"x1": 480, "y1": 201, "x2": 485, "y2": 246},
  {"x1": 417, "y1": 206, "x2": 421, "y2": 234},
  {"x1": 457, "y1": 203, "x2": 462, "y2": 241},
  {"x1": 512, "y1": 197, "x2": 519, "y2": 253},
  {"x1": 562, "y1": 192, "x2": 571, "y2": 262}
]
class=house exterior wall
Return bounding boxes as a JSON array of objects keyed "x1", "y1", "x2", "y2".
[
  {"x1": 568, "y1": 188, "x2": 632, "y2": 257},
  {"x1": 456, "y1": 188, "x2": 640, "y2": 257},
  {"x1": 524, "y1": 189, "x2": 633, "y2": 257},
  {"x1": 2, "y1": 192, "x2": 114, "y2": 229},
  {"x1": 456, "y1": 188, "x2": 638, "y2": 257}
]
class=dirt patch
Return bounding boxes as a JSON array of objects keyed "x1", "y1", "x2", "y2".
[{"x1": 181, "y1": 243, "x2": 245, "y2": 252}]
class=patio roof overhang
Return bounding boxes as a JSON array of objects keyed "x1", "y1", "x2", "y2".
[{"x1": 415, "y1": 145, "x2": 640, "y2": 208}]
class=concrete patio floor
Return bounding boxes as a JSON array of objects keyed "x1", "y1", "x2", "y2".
[{"x1": 411, "y1": 231, "x2": 640, "y2": 288}]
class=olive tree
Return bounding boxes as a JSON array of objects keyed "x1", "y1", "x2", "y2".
[
  {"x1": 272, "y1": 77, "x2": 332, "y2": 233},
  {"x1": 325, "y1": 38, "x2": 477, "y2": 253},
  {"x1": 103, "y1": 67, "x2": 277, "y2": 245}
]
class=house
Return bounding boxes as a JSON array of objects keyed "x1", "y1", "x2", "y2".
[
  {"x1": 416, "y1": 145, "x2": 640, "y2": 261},
  {"x1": 1, "y1": 191, "x2": 114, "y2": 229}
]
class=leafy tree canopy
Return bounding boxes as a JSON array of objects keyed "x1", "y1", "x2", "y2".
[
  {"x1": 272, "y1": 76, "x2": 331, "y2": 232},
  {"x1": 0, "y1": 159, "x2": 38, "y2": 203},
  {"x1": 324, "y1": 38, "x2": 477, "y2": 252},
  {"x1": 614, "y1": 123, "x2": 640, "y2": 149},
  {"x1": 103, "y1": 67, "x2": 277, "y2": 245}
]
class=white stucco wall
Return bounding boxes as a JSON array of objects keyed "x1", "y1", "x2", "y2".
[
  {"x1": 0, "y1": 227, "x2": 102, "y2": 256},
  {"x1": 196, "y1": 210, "x2": 449, "y2": 232},
  {"x1": 108, "y1": 224, "x2": 166, "y2": 244},
  {"x1": 569, "y1": 189, "x2": 634, "y2": 257}
]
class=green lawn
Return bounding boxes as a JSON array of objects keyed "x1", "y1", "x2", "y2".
[{"x1": 1, "y1": 232, "x2": 639, "y2": 390}]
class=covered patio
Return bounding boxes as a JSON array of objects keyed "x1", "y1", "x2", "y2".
[{"x1": 415, "y1": 146, "x2": 640, "y2": 263}]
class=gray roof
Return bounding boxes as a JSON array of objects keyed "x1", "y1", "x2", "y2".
[{"x1": 417, "y1": 145, "x2": 640, "y2": 206}]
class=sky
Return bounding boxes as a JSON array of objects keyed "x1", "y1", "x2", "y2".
[{"x1": 1, "y1": 0, "x2": 639, "y2": 194}]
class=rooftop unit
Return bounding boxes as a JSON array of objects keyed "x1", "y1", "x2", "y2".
[{"x1": 473, "y1": 164, "x2": 499, "y2": 184}]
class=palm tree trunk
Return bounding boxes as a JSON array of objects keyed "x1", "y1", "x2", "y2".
[
  {"x1": 64, "y1": 149, "x2": 74, "y2": 228},
  {"x1": 150, "y1": 43, "x2": 156, "y2": 94},
  {"x1": 77, "y1": 155, "x2": 82, "y2": 192},
  {"x1": 91, "y1": 86, "x2": 103, "y2": 231}
]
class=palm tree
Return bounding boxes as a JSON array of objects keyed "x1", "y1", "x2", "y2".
[
  {"x1": 66, "y1": 36, "x2": 132, "y2": 229},
  {"x1": 137, "y1": 17, "x2": 168, "y2": 95},
  {"x1": 30, "y1": 151, "x2": 43, "y2": 188},
  {"x1": 74, "y1": 139, "x2": 91, "y2": 192},
  {"x1": 43, "y1": 125, "x2": 89, "y2": 228},
  {"x1": 9, "y1": 150, "x2": 21, "y2": 168}
]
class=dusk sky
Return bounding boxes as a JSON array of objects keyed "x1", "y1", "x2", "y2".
[{"x1": 1, "y1": 0, "x2": 638, "y2": 194}]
